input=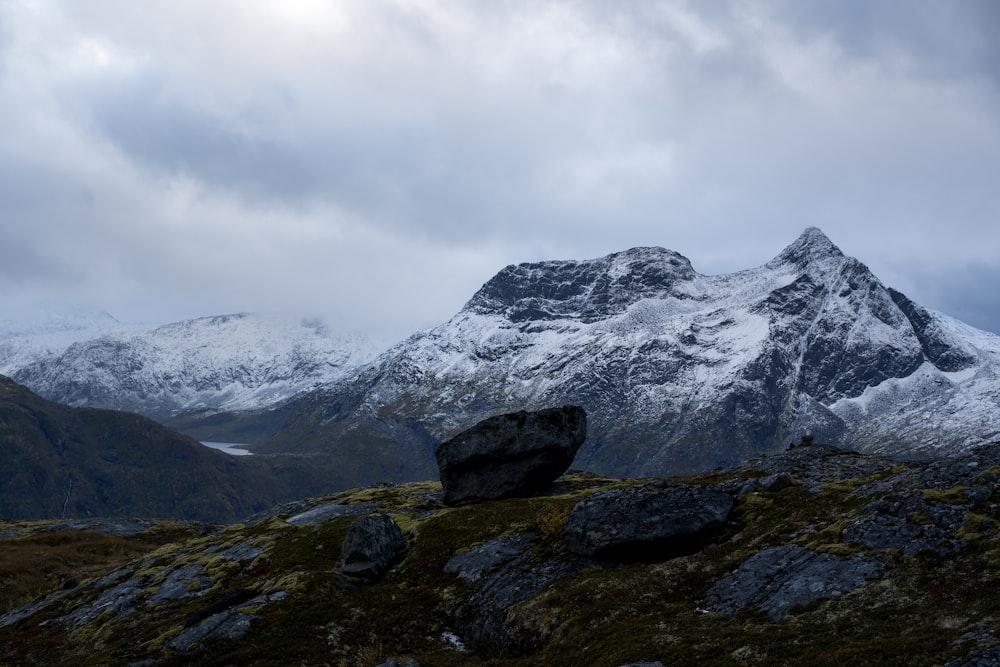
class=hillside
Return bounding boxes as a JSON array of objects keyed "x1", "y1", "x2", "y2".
[
  {"x1": 0, "y1": 376, "x2": 360, "y2": 523},
  {"x1": 2, "y1": 442, "x2": 1000, "y2": 665}
]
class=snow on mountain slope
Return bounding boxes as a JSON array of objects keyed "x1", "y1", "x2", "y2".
[
  {"x1": 7, "y1": 313, "x2": 381, "y2": 419},
  {"x1": 260, "y1": 228, "x2": 1000, "y2": 480},
  {"x1": 829, "y1": 312, "x2": 1000, "y2": 454},
  {"x1": 0, "y1": 308, "x2": 138, "y2": 376}
]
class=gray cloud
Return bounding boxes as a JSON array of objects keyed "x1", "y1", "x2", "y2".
[{"x1": 0, "y1": 0, "x2": 997, "y2": 339}]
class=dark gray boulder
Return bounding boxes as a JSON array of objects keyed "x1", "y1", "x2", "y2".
[
  {"x1": 564, "y1": 481, "x2": 734, "y2": 560},
  {"x1": 435, "y1": 406, "x2": 587, "y2": 506},
  {"x1": 702, "y1": 544, "x2": 883, "y2": 621},
  {"x1": 340, "y1": 514, "x2": 407, "y2": 580}
]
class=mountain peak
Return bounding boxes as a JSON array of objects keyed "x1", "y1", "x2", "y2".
[{"x1": 769, "y1": 227, "x2": 846, "y2": 272}]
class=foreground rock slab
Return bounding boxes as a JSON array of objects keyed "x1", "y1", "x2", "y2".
[
  {"x1": 436, "y1": 405, "x2": 587, "y2": 506},
  {"x1": 445, "y1": 532, "x2": 580, "y2": 656},
  {"x1": 564, "y1": 481, "x2": 734, "y2": 560},
  {"x1": 702, "y1": 544, "x2": 884, "y2": 620}
]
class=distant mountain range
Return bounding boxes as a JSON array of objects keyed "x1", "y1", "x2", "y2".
[
  {"x1": 2, "y1": 312, "x2": 379, "y2": 421},
  {"x1": 4, "y1": 228, "x2": 999, "y2": 488}
]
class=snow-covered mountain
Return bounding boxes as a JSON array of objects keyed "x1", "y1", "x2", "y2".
[
  {"x1": 256, "y1": 228, "x2": 1000, "y2": 480},
  {"x1": 5, "y1": 313, "x2": 381, "y2": 420},
  {"x1": 0, "y1": 307, "x2": 137, "y2": 374}
]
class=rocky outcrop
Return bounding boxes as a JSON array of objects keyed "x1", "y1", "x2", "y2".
[
  {"x1": 435, "y1": 406, "x2": 587, "y2": 506},
  {"x1": 842, "y1": 452, "x2": 998, "y2": 556},
  {"x1": 446, "y1": 532, "x2": 580, "y2": 656},
  {"x1": 444, "y1": 532, "x2": 538, "y2": 584},
  {"x1": 340, "y1": 514, "x2": 407, "y2": 580},
  {"x1": 564, "y1": 481, "x2": 734, "y2": 560},
  {"x1": 701, "y1": 544, "x2": 884, "y2": 620}
]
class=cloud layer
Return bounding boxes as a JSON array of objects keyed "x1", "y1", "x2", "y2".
[{"x1": 2, "y1": 0, "x2": 998, "y2": 339}]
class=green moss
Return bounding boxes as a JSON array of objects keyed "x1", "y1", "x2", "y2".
[
  {"x1": 920, "y1": 485, "x2": 968, "y2": 505},
  {"x1": 955, "y1": 512, "x2": 992, "y2": 541}
]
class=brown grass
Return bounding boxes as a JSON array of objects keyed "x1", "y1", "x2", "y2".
[{"x1": 0, "y1": 523, "x2": 197, "y2": 612}]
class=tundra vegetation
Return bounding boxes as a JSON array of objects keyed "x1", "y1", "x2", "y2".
[{"x1": 2, "y1": 442, "x2": 1000, "y2": 666}]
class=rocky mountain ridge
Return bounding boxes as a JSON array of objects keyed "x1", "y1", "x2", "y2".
[
  {"x1": 254, "y1": 228, "x2": 1000, "y2": 482},
  {"x1": 4, "y1": 229, "x2": 999, "y2": 488}
]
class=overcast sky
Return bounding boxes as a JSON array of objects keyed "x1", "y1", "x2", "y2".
[{"x1": 1, "y1": 0, "x2": 998, "y2": 342}]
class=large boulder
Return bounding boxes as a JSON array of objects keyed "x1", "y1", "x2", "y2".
[
  {"x1": 435, "y1": 405, "x2": 587, "y2": 506},
  {"x1": 340, "y1": 514, "x2": 407, "y2": 580},
  {"x1": 564, "y1": 481, "x2": 734, "y2": 560}
]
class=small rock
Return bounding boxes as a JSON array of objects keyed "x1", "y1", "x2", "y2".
[
  {"x1": 564, "y1": 481, "x2": 734, "y2": 560},
  {"x1": 285, "y1": 501, "x2": 380, "y2": 526},
  {"x1": 204, "y1": 540, "x2": 264, "y2": 562},
  {"x1": 169, "y1": 608, "x2": 258, "y2": 652},
  {"x1": 758, "y1": 472, "x2": 794, "y2": 492},
  {"x1": 184, "y1": 589, "x2": 257, "y2": 628},
  {"x1": 436, "y1": 405, "x2": 587, "y2": 506},
  {"x1": 340, "y1": 514, "x2": 407, "y2": 580}
]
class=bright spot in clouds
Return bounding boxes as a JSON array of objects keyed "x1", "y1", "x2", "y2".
[{"x1": 1, "y1": 0, "x2": 998, "y2": 341}]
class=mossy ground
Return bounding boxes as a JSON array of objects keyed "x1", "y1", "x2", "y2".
[
  {"x1": 0, "y1": 521, "x2": 197, "y2": 612},
  {"x1": 2, "y1": 464, "x2": 1000, "y2": 666}
]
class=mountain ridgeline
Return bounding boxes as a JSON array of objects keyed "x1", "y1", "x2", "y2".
[
  {"x1": 4, "y1": 228, "x2": 999, "y2": 496},
  {"x1": 3, "y1": 313, "x2": 379, "y2": 421},
  {"x1": 255, "y1": 228, "x2": 999, "y2": 480}
]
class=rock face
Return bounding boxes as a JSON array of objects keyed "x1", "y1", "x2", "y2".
[
  {"x1": 435, "y1": 406, "x2": 587, "y2": 506},
  {"x1": 702, "y1": 544, "x2": 884, "y2": 621},
  {"x1": 445, "y1": 532, "x2": 580, "y2": 656},
  {"x1": 443, "y1": 533, "x2": 538, "y2": 584},
  {"x1": 564, "y1": 481, "x2": 734, "y2": 559},
  {"x1": 339, "y1": 514, "x2": 407, "y2": 580}
]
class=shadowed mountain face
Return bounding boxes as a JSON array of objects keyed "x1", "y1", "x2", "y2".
[
  {"x1": 257, "y1": 228, "x2": 999, "y2": 481},
  {"x1": 0, "y1": 376, "x2": 354, "y2": 522}
]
